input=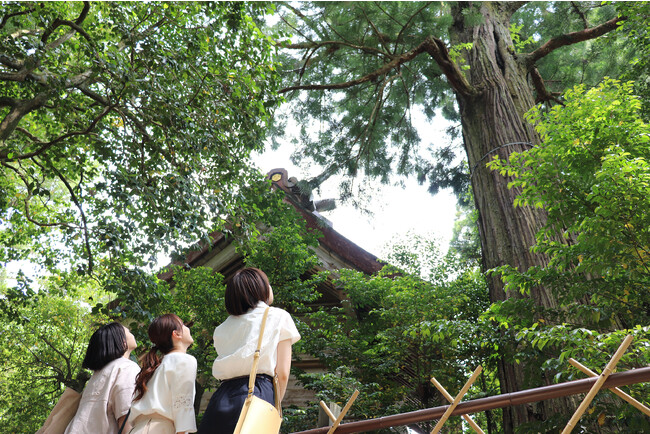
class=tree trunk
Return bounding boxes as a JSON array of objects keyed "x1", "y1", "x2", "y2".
[{"x1": 449, "y1": 3, "x2": 576, "y2": 431}]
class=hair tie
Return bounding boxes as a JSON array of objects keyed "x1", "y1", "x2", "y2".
[{"x1": 151, "y1": 345, "x2": 159, "y2": 352}]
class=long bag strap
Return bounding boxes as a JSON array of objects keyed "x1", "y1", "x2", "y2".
[{"x1": 246, "y1": 307, "x2": 270, "y2": 399}]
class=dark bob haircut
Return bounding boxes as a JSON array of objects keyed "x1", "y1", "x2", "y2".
[
  {"x1": 225, "y1": 267, "x2": 271, "y2": 315},
  {"x1": 82, "y1": 322, "x2": 127, "y2": 371}
]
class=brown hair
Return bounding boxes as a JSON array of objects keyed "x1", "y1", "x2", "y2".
[
  {"x1": 133, "y1": 314, "x2": 183, "y2": 401},
  {"x1": 225, "y1": 267, "x2": 271, "y2": 315}
]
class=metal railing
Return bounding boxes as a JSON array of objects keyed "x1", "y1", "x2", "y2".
[{"x1": 292, "y1": 366, "x2": 650, "y2": 434}]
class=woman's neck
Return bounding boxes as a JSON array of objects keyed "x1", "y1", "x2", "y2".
[{"x1": 168, "y1": 345, "x2": 187, "y2": 354}]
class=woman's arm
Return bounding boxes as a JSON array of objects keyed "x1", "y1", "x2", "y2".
[{"x1": 275, "y1": 339, "x2": 292, "y2": 402}]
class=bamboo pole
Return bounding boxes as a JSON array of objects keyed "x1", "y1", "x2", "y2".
[
  {"x1": 327, "y1": 390, "x2": 360, "y2": 434},
  {"x1": 568, "y1": 358, "x2": 650, "y2": 417},
  {"x1": 562, "y1": 335, "x2": 634, "y2": 434},
  {"x1": 320, "y1": 401, "x2": 338, "y2": 423},
  {"x1": 431, "y1": 376, "x2": 485, "y2": 433},
  {"x1": 290, "y1": 367, "x2": 650, "y2": 434},
  {"x1": 431, "y1": 366, "x2": 483, "y2": 434}
]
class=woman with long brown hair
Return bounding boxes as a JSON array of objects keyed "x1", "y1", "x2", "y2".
[
  {"x1": 127, "y1": 314, "x2": 197, "y2": 434},
  {"x1": 198, "y1": 267, "x2": 301, "y2": 433}
]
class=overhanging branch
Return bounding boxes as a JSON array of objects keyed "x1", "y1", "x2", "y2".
[
  {"x1": 523, "y1": 15, "x2": 623, "y2": 67},
  {"x1": 279, "y1": 36, "x2": 476, "y2": 96}
]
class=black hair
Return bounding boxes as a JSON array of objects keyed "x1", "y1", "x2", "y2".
[
  {"x1": 82, "y1": 322, "x2": 127, "y2": 371},
  {"x1": 225, "y1": 267, "x2": 271, "y2": 315}
]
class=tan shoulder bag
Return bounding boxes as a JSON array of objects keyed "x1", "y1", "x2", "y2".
[
  {"x1": 233, "y1": 307, "x2": 282, "y2": 434},
  {"x1": 36, "y1": 387, "x2": 81, "y2": 434}
]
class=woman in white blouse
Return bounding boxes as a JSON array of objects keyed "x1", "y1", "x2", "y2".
[
  {"x1": 65, "y1": 322, "x2": 139, "y2": 434},
  {"x1": 198, "y1": 267, "x2": 301, "y2": 434},
  {"x1": 128, "y1": 314, "x2": 197, "y2": 434}
]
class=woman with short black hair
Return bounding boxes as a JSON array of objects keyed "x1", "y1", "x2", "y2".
[
  {"x1": 65, "y1": 322, "x2": 139, "y2": 434},
  {"x1": 198, "y1": 267, "x2": 301, "y2": 434}
]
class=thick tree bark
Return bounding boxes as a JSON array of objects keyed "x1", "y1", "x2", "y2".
[{"x1": 449, "y1": 3, "x2": 575, "y2": 431}]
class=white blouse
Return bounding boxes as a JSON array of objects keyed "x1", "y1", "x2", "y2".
[
  {"x1": 212, "y1": 302, "x2": 301, "y2": 380},
  {"x1": 65, "y1": 357, "x2": 140, "y2": 434},
  {"x1": 128, "y1": 352, "x2": 197, "y2": 433}
]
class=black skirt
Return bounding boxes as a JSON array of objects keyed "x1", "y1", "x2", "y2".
[{"x1": 198, "y1": 374, "x2": 275, "y2": 434}]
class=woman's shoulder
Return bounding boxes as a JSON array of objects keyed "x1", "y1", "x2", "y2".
[
  {"x1": 105, "y1": 356, "x2": 139, "y2": 373},
  {"x1": 164, "y1": 352, "x2": 197, "y2": 367},
  {"x1": 268, "y1": 306, "x2": 294, "y2": 321}
]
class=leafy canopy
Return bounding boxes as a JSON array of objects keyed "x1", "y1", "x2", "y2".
[{"x1": 0, "y1": 2, "x2": 282, "y2": 286}]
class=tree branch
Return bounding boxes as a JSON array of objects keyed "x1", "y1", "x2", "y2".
[
  {"x1": 0, "y1": 93, "x2": 51, "y2": 141},
  {"x1": 1, "y1": 105, "x2": 111, "y2": 161},
  {"x1": 570, "y1": 2, "x2": 589, "y2": 29},
  {"x1": 40, "y1": 2, "x2": 92, "y2": 45},
  {"x1": 498, "y1": 1, "x2": 528, "y2": 16},
  {"x1": 0, "y1": 55, "x2": 45, "y2": 83},
  {"x1": 281, "y1": 40, "x2": 388, "y2": 58},
  {"x1": 420, "y1": 36, "x2": 476, "y2": 96},
  {"x1": 530, "y1": 67, "x2": 563, "y2": 105},
  {"x1": 1, "y1": 161, "x2": 75, "y2": 228},
  {"x1": 361, "y1": 8, "x2": 392, "y2": 54},
  {"x1": 0, "y1": 96, "x2": 18, "y2": 107},
  {"x1": 279, "y1": 36, "x2": 476, "y2": 96},
  {"x1": 48, "y1": 162, "x2": 94, "y2": 274},
  {"x1": 40, "y1": 334, "x2": 74, "y2": 378},
  {"x1": 395, "y1": 2, "x2": 432, "y2": 49},
  {"x1": 523, "y1": 15, "x2": 623, "y2": 67},
  {"x1": 0, "y1": 67, "x2": 92, "y2": 139},
  {"x1": 0, "y1": 6, "x2": 35, "y2": 30},
  {"x1": 23, "y1": 344, "x2": 66, "y2": 380}
]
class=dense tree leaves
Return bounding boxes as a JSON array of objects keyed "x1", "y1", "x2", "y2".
[
  {"x1": 616, "y1": 2, "x2": 650, "y2": 119},
  {"x1": 287, "y1": 235, "x2": 497, "y2": 433},
  {"x1": 0, "y1": 2, "x2": 282, "y2": 284},
  {"x1": 0, "y1": 282, "x2": 105, "y2": 433}
]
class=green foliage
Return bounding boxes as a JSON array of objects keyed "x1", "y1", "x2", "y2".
[
  {"x1": 0, "y1": 285, "x2": 104, "y2": 433},
  {"x1": 486, "y1": 79, "x2": 650, "y2": 429},
  {"x1": 238, "y1": 191, "x2": 327, "y2": 313},
  {"x1": 509, "y1": 23, "x2": 535, "y2": 52},
  {"x1": 0, "y1": 1, "x2": 282, "y2": 288},
  {"x1": 165, "y1": 266, "x2": 227, "y2": 391},
  {"x1": 616, "y1": 2, "x2": 650, "y2": 119},
  {"x1": 288, "y1": 235, "x2": 498, "y2": 432},
  {"x1": 447, "y1": 189, "x2": 482, "y2": 266}
]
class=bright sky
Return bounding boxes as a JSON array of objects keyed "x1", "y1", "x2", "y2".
[{"x1": 253, "y1": 110, "x2": 459, "y2": 260}]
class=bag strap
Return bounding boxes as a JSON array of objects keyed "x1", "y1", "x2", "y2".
[
  {"x1": 117, "y1": 409, "x2": 130, "y2": 434},
  {"x1": 247, "y1": 307, "x2": 270, "y2": 399}
]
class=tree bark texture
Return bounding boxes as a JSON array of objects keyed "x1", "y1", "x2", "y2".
[{"x1": 449, "y1": 3, "x2": 576, "y2": 431}]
